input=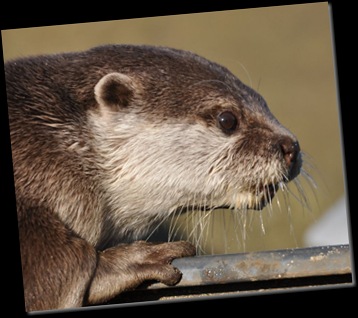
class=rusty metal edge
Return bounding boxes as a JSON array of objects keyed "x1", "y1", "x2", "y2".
[{"x1": 147, "y1": 244, "x2": 352, "y2": 289}]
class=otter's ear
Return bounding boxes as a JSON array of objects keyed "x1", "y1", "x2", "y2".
[{"x1": 94, "y1": 72, "x2": 136, "y2": 110}]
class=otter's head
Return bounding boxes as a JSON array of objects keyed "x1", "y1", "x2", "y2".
[{"x1": 89, "y1": 46, "x2": 302, "y2": 239}]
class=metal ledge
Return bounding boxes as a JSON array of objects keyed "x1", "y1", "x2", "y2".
[
  {"x1": 106, "y1": 244, "x2": 352, "y2": 305},
  {"x1": 159, "y1": 244, "x2": 352, "y2": 287}
]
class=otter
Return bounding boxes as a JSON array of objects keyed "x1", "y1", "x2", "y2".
[{"x1": 5, "y1": 44, "x2": 302, "y2": 312}]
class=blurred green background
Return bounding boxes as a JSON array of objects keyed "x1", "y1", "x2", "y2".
[{"x1": 2, "y1": 3, "x2": 348, "y2": 254}]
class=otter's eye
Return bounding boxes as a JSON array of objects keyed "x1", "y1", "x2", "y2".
[{"x1": 218, "y1": 111, "x2": 238, "y2": 133}]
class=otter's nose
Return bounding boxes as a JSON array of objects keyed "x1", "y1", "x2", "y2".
[{"x1": 280, "y1": 137, "x2": 301, "y2": 181}]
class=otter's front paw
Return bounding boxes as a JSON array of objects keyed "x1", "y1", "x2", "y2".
[
  {"x1": 87, "y1": 240, "x2": 196, "y2": 304},
  {"x1": 128, "y1": 240, "x2": 196, "y2": 286}
]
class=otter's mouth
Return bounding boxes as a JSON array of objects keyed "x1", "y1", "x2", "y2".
[
  {"x1": 214, "y1": 182, "x2": 280, "y2": 211},
  {"x1": 219, "y1": 182, "x2": 280, "y2": 211},
  {"x1": 176, "y1": 181, "x2": 286, "y2": 213},
  {"x1": 178, "y1": 182, "x2": 281, "y2": 214}
]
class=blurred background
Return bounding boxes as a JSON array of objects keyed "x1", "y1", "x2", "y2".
[{"x1": 2, "y1": 3, "x2": 349, "y2": 254}]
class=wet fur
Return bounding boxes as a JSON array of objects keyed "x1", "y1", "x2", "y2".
[{"x1": 5, "y1": 44, "x2": 301, "y2": 311}]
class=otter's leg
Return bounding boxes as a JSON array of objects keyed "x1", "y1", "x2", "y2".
[
  {"x1": 19, "y1": 205, "x2": 195, "y2": 311},
  {"x1": 85, "y1": 240, "x2": 196, "y2": 305},
  {"x1": 18, "y1": 205, "x2": 98, "y2": 312}
]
